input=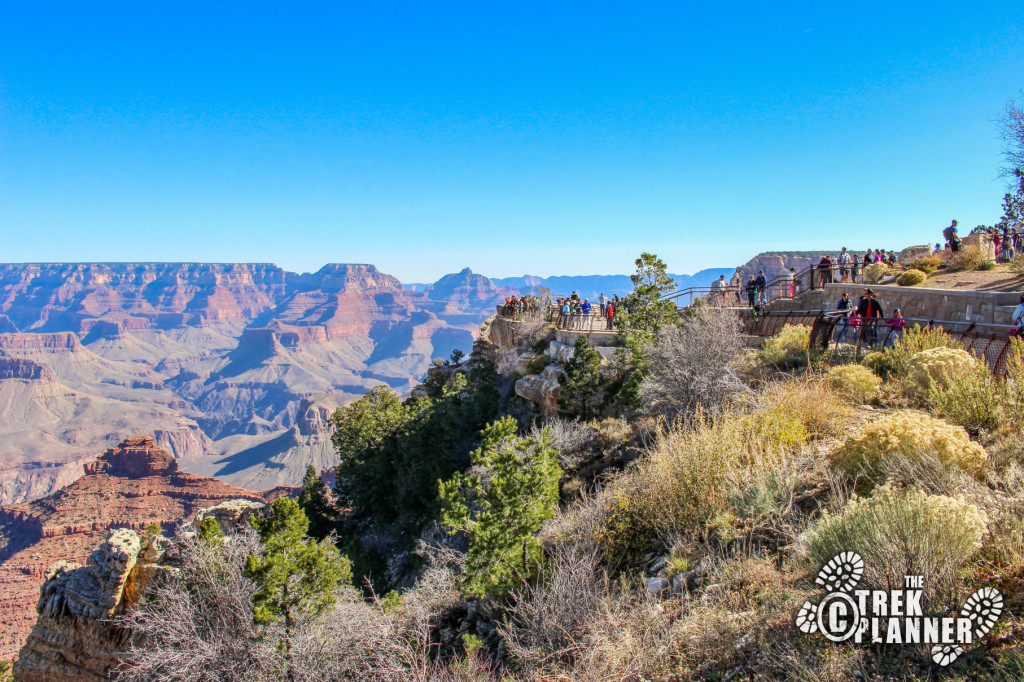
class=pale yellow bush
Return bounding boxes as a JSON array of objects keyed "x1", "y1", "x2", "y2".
[
  {"x1": 832, "y1": 410, "x2": 987, "y2": 477},
  {"x1": 905, "y1": 346, "x2": 978, "y2": 396},
  {"x1": 896, "y1": 268, "x2": 927, "y2": 286},
  {"x1": 808, "y1": 483, "x2": 988, "y2": 600},
  {"x1": 826, "y1": 364, "x2": 881, "y2": 404},
  {"x1": 759, "y1": 324, "x2": 810, "y2": 369},
  {"x1": 863, "y1": 262, "x2": 889, "y2": 284}
]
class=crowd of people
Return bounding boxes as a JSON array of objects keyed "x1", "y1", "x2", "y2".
[
  {"x1": 939, "y1": 219, "x2": 1023, "y2": 261},
  {"x1": 554, "y1": 292, "x2": 618, "y2": 330},
  {"x1": 707, "y1": 246, "x2": 904, "y2": 311},
  {"x1": 830, "y1": 288, "x2": 906, "y2": 347}
]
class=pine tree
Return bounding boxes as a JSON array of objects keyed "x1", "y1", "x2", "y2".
[
  {"x1": 245, "y1": 497, "x2": 351, "y2": 681},
  {"x1": 297, "y1": 465, "x2": 336, "y2": 540},
  {"x1": 559, "y1": 335, "x2": 604, "y2": 418},
  {"x1": 615, "y1": 252, "x2": 680, "y2": 406},
  {"x1": 439, "y1": 417, "x2": 561, "y2": 598}
]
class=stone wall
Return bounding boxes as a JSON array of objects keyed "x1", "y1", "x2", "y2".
[{"x1": 821, "y1": 283, "x2": 1019, "y2": 327}]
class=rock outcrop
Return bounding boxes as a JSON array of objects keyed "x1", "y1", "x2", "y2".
[
  {"x1": 0, "y1": 438, "x2": 274, "y2": 661},
  {"x1": 13, "y1": 495, "x2": 263, "y2": 682}
]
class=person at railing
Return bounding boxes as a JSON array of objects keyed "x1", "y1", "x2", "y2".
[
  {"x1": 581, "y1": 299, "x2": 592, "y2": 321},
  {"x1": 730, "y1": 272, "x2": 742, "y2": 304},
  {"x1": 856, "y1": 288, "x2": 885, "y2": 347},
  {"x1": 779, "y1": 268, "x2": 794, "y2": 298},
  {"x1": 712, "y1": 275, "x2": 728, "y2": 306},
  {"x1": 599, "y1": 293, "x2": 608, "y2": 316},
  {"x1": 817, "y1": 255, "x2": 834, "y2": 287},
  {"x1": 834, "y1": 292, "x2": 853, "y2": 343},
  {"x1": 755, "y1": 270, "x2": 768, "y2": 306},
  {"x1": 1011, "y1": 295, "x2": 1024, "y2": 336},
  {"x1": 835, "y1": 247, "x2": 851, "y2": 283},
  {"x1": 560, "y1": 299, "x2": 571, "y2": 330},
  {"x1": 605, "y1": 301, "x2": 615, "y2": 330},
  {"x1": 885, "y1": 308, "x2": 906, "y2": 348},
  {"x1": 745, "y1": 275, "x2": 757, "y2": 308},
  {"x1": 886, "y1": 250, "x2": 898, "y2": 265},
  {"x1": 862, "y1": 251, "x2": 872, "y2": 269},
  {"x1": 851, "y1": 256, "x2": 860, "y2": 284}
]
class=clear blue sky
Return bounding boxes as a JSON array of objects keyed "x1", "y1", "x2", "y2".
[{"x1": 1, "y1": 2, "x2": 1022, "y2": 282}]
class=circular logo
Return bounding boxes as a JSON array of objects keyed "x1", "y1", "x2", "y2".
[{"x1": 816, "y1": 591, "x2": 860, "y2": 642}]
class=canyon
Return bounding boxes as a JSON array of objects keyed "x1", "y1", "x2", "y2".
[{"x1": 0, "y1": 261, "x2": 727, "y2": 504}]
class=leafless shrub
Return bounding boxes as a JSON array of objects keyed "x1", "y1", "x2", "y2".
[
  {"x1": 513, "y1": 314, "x2": 554, "y2": 350},
  {"x1": 531, "y1": 417, "x2": 600, "y2": 471},
  {"x1": 639, "y1": 307, "x2": 746, "y2": 422},
  {"x1": 501, "y1": 540, "x2": 604, "y2": 671},
  {"x1": 117, "y1": 529, "x2": 275, "y2": 682}
]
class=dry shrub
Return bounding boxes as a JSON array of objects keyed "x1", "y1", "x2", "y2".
[
  {"x1": 884, "y1": 325, "x2": 960, "y2": 377},
  {"x1": 863, "y1": 261, "x2": 889, "y2": 284},
  {"x1": 905, "y1": 346, "x2": 979, "y2": 396},
  {"x1": 1010, "y1": 253, "x2": 1024, "y2": 277},
  {"x1": 513, "y1": 313, "x2": 555, "y2": 350},
  {"x1": 638, "y1": 306, "x2": 745, "y2": 421},
  {"x1": 807, "y1": 483, "x2": 988, "y2": 603},
  {"x1": 1007, "y1": 337, "x2": 1024, "y2": 417},
  {"x1": 826, "y1": 363, "x2": 882, "y2": 404},
  {"x1": 896, "y1": 268, "x2": 927, "y2": 286},
  {"x1": 832, "y1": 410, "x2": 987, "y2": 480},
  {"x1": 530, "y1": 417, "x2": 601, "y2": 471},
  {"x1": 619, "y1": 380, "x2": 846, "y2": 546},
  {"x1": 907, "y1": 255, "x2": 942, "y2": 274},
  {"x1": 948, "y1": 245, "x2": 984, "y2": 271},
  {"x1": 759, "y1": 324, "x2": 811, "y2": 369},
  {"x1": 927, "y1": 356, "x2": 1007, "y2": 435}
]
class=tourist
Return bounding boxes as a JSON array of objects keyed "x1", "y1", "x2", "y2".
[
  {"x1": 837, "y1": 247, "x2": 852, "y2": 283},
  {"x1": 887, "y1": 251, "x2": 897, "y2": 265},
  {"x1": 933, "y1": 243, "x2": 943, "y2": 255},
  {"x1": 886, "y1": 308, "x2": 906, "y2": 347},
  {"x1": 863, "y1": 251, "x2": 873, "y2": 268},
  {"x1": 730, "y1": 272, "x2": 742, "y2": 304},
  {"x1": 851, "y1": 256, "x2": 860, "y2": 284},
  {"x1": 754, "y1": 270, "x2": 768, "y2": 306},
  {"x1": 944, "y1": 220, "x2": 961, "y2": 253},
  {"x1": 856, "y1": 288, "x2": 885, "y2": 346},
  {"x1": 834, "y1": 292, "x2": 853, "y2": 343},
  {"x1": 784, "y1": 267, "x2": 795, "y2": 298},
  {"x1": 1012, "y1": 295, "x2": 1024, "y2": 336},
  {"x1": 599, "y1": 292, "x2": 608, "y2": 316},
  {"x1": 745, "y1": 275, "x2": 757, "y2": 308},
  {"x1": 712, "y1": 275, "x2": 727, "y2": 305},
  {"x1": 560, "y1": 299, "x2": 571, "y2": 329},
  {"x1": 817, "y1": 255, "x2": 834, "y2": 287},
  {"x1": 605, "y1": 300, "x2": 615, "y2": 330},
  {"x1": 873, "y1": 250, "x2": 883, "y2": 263}
]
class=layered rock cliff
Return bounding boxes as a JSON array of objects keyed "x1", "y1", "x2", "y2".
[{"x1": 0, "y1": 437, "x2": 272, "y2": 661}]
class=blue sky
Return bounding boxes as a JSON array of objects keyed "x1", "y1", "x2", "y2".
[{"x1": 1, "y1": 2, "x2": 1023, "y2": 282}]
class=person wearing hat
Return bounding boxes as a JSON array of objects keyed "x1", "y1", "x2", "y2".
[{"x1": 856, "y1": 289, "x2": 885, "y2": 346}]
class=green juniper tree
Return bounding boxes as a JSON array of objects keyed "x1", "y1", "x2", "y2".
[
  {"x1": 244, "y1": 497, "x2": 351, "y2": 681},
  {"x1": 559, "y1": 335, "x2": 604, "y2": 419},
  {"x1": 615, "y1": 252, "x2": 680, "y2": 406},
  {"x1": 297, "y1": 465, "x2": 337, "y2": 541},
  {"x1": 439, "y1": 417, "x2": 561, "y2": 598}
]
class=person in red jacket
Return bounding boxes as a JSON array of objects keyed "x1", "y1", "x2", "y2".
[{"x1": 605, "y1": 302, "x2": 615, "y2": 330}]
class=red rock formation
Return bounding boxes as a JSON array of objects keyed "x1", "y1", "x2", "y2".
[{"x1": 0, "y1": 437, "x2": 276, "y2": 660}]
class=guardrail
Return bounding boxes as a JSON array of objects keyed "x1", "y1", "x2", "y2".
[
  {"x1": 663, "y1": 261, "x2": 883, "y2": 309},
  {"x1": 743, "y1": 309, "x2": 1018, "y2": 375}
]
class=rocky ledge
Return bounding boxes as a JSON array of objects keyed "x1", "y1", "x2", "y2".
[{"x1": 13, "y1": 500, "x2": 261, "y2": 681}]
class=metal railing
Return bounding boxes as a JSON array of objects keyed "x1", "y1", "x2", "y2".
[
  {"x1": 742, "y1": 308, "x2": 1018, "y2": 375},
  {"x1": 663, "y1": 261, "x2": 885, "y2": 309}
]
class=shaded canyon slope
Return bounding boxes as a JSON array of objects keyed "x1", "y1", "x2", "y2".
[
  {"x1": 0, "y1": 262, "x2": 513, "y2": 502},
  {"x1": 0, "y1": 437, "x2": 276, "y2": 660}
]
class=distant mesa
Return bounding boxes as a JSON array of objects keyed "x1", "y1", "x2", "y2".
[{"x1": 83, "y1": 436, "x2": 179, "y2": 478}]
